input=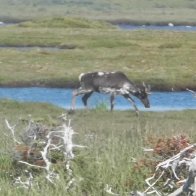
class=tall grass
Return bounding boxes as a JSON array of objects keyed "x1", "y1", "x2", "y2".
[{"x1": 0, "y1": 100, "x2": 196, "y2": 195}]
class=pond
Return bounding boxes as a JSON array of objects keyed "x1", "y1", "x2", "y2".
[
  {"x1": 117, "y1": 24, "x2": 196, "y2": 31},
  {"x1": 0, "y1": 22, "x2": 15, "y2": 27},
  {"x1": 1, "y1": 21, "x2": 196, "y2": 32},
  {"x1": 0, "y1": 88, "x2": 195, "y2": 111},
  {"x1": 0, "y1": 45, "x2": 64, "y2": 52}
]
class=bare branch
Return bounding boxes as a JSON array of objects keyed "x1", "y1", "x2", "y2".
[
  {"x1": 6, "y1": 114, "x2": 83, "y2": 190},
  {"x1": 18, "y1": 161, "x2": 45, "y2": 169},
  {"x1": 104, "y1": 184, "x2": 120, "y2": 196},
  {"x1": 5, "y1": 119, "x2": 21, "y2": 144}
]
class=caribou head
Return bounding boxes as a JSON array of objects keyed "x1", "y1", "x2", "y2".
[{"x1": 133, "y1": 82, "x2": 151, "y2": 108}]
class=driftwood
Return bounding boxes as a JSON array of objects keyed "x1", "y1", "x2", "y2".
[
  {"x1": 5, "y1": 114, "x2": 85, "y2": 190},
  {"x1": 105, "y1": 144, "x2": 196, "y2": 196}
]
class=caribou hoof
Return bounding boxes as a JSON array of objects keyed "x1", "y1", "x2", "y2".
[
  {"x1": 67, "y1": 109, "x2": 75, "y2": 115},
  {"x1": 135, "y1": 110, "x2": 140, "y2": 116}
]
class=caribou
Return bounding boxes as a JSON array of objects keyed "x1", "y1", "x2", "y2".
[{"x1": 71, "y1": 71, "x2": 150, "y2": 114}]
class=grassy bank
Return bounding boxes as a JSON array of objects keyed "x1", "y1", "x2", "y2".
[
  {"x1": 0, "y1": 100, "x2": 196, "y2": 195},
  {"x1": 0, "y1": 18, "x2": 196, "y2": 90},
  {"x1": 0, "y1": 0, "x2": 196, "y2": 25}
]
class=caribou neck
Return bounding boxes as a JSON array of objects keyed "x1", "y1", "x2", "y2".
[{"x1": 128, "y1": 86, "x2": 141, "y2": 96}]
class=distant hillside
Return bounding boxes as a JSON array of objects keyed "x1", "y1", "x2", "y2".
[{"x1": 0, "y1": 0, "x2": 196, "y2": 24}]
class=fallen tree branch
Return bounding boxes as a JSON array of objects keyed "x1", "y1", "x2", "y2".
[
  {"x1": 105, "y1": 142, "x2": 196, "y2": 196},
  {"x1": 5, "y1": 114, "x2": 84, "y2": 190},
  {"x1": 5, "y1": 119, "x2": 21, "y2": 144}
]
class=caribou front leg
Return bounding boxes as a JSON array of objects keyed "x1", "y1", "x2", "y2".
[
  {"x1": 82, "y1": 91, "x2": 93, "y2": 109},
  {"x1": 71, "y1": 89, "x2": 79, "y2": 111},
  {"x1": 123, "y1": 94, "x2": 139, "y2": 115},
  {"x1": 110, "y1": 93, "x2": 115, "y2": 111},
  {"x1": 71, "y1": 88, "x2": 92, "y2": 110}
]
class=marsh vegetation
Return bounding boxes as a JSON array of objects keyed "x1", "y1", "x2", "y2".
[
  {"x1": 0, "y1": 100, "x2": 196, "y2": 195},
  {"x1": 0, "y1": 17, "x2": 195, "y2": 90},
  {"x1": 0, "y1": 1, "x2": 196, "y2": 195},
  {"x1": 1, "y1": 0, "x2": 196, "y2": 24}
]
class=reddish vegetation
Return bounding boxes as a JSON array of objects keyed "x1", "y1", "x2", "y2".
[
  {"x1": 134, "y1": 135, "x2": 191, "y2": 169},
  {"x1": 150, "y1": 135, "x2": 190, "y2": 158},
  {"x1": 127, "y1": 135, "x2": 191, "y2": 189}
]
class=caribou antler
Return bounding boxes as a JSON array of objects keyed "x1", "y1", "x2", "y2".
[
  {"x1": 186, "y1": 88, "x2": 196, "y2": 98},
  {"x1": 143, "y1": 82, "x2": 151, "y2": 95}
]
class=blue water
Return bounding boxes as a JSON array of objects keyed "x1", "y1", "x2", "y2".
[
  {"x1": 0, "y1": 22, "x2": 15, "y2": 27},
  {"x1": 1, "y1": 22, "x2": 196, "y2": 32},
  {"x1": 0, "y1": 88, "x2": 195, "y2": 111},
  {"x1": 117, "y1": 24, "x2": 196, "y2": 32}
]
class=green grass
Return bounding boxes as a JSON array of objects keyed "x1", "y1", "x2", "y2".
[
  {"x1": 0, "y1": 0, "x2": 196, "y2": 24},
  {"x1": 18, "y1": 17, "x2": 113, "y2": 29},
  {"x1": 0, "y1": 100, "x2": 196, "y2": 195},
  {"x1": 0, "y1": 1, "x2": 196, "y2": 195},
  {"x1": 0, "y1": 19, "x2": 195, "y2": 90}
]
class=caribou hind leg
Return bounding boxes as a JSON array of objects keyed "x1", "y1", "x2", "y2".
[
  {"x1": 123, "y1": 94, "x2": 139, "y2": 115},
  {"x1": 110, "y1": 93, "x2": 115, "y2": 111}
]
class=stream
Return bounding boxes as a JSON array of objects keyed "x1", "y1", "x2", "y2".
[{"x1": 0, "y1": 87, "x2": 195, "y2": 111}]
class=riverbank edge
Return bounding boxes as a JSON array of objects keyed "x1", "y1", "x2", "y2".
[
  {"x1": 107, "y1": 19, "x2": 196, "y2": 26},
  {"x1": 1, "y1": 17, "x2": 196, "y2": 27},
  {"x1": 0, "y1": 80, "x2": 195, "y2": 91}
]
